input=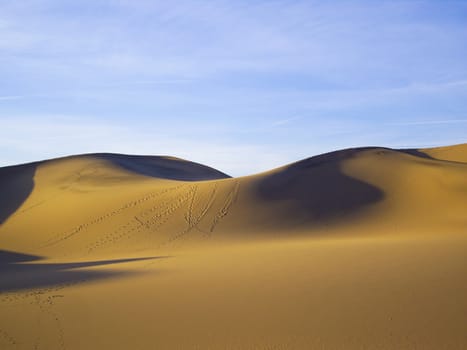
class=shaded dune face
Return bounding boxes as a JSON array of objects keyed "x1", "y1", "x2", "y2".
[
  {"x1": 401, "y1": 149, "x2": 434, "y2": 160},
  {"x1": 90, "y1": 153, "x2": 231, "y2": 181},
  {"x1": 256, "y1": 148, "x2": 384, "y2": 222},
  {"x1": 0, "y1": 163, "x2": 36, "y2": 225}
]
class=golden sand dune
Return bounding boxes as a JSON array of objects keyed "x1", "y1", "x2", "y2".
[{"x1": 1, "y1": 144, "x2": 466, "y2": 349}]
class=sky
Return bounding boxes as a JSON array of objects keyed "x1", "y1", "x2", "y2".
[{"x1": 1, "y1": 0, "x2": 466, "y2": 176}]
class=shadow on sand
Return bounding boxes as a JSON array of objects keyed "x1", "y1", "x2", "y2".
[
  {"x1": 93, "y1": 153, "x2": 231, "y2": 181},
  {"x1": 257, "y1": 148, "x2": 384, "y2": 225},
  {"x1": 0, "y1": 250, "x2": 166, "y2": 293},
  {"x1": 401, "y1": 149, "x2": 434, "y2": 160},
  {"x1": 0, "y1": 163, "x2": 37, "y2": 225}
]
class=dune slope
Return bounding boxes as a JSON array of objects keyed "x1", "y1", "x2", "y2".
[{"x1": 0, "y1": 144, "x2": 466, "y2": 349}]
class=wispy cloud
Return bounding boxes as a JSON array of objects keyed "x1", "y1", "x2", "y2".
[
  {"x1": 0, "y1": 96, "x2": 24, "y2": 101},
  {"x1": 271, "y1": 116, "x2": 302, "y2": 127},
  {"x1": 2, "y1": 1, "x2": 466, "y2": 85},
  {"x1": 103, "y1": 79, "x2": 194, "y2": 87},
  {"x1": 388, "y1": 119, "x2": 467, "y2": 126},
  {"x1": 0, "y1": 1, "x2": 466, "y2": 173}
]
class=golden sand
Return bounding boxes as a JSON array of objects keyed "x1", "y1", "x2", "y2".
[{"x1": 1, "y1": 144, "x2": 466, "y2": 349}]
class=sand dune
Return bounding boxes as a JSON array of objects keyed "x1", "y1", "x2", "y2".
[
  {"x1": 417, "y1": 143, "x2": 467, "y2": 163},
  {"x1": 0, "y1": 144, "x2": 466, "y2": 349}
]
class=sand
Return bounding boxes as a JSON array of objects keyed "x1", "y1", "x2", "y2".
[{"x1": 0, "y1": 144, "x2": 466, "y2": 349}]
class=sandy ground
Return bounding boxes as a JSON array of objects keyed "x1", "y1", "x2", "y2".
[{"x1": 1, "y1": 144, "x2": 466, "y2": 349}]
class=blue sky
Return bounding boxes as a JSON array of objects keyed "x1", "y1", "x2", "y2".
[{"x1": 1, "y1": 0, "x2": 466, "y2": 176}]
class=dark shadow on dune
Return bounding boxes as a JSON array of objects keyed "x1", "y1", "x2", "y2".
[
  {"x1": 92, "y1": 153, "x2": 231, "y2": 181},
  {"x1": 0, "y1": 250, "x2": 167, "y2": 293},
  {"x1": 400, "y1": 149, "x2": 434, "y2": 160},
  {"x1": 0, "y1": 163, "x2": 37, "y2": 225},
  {"x1": 256, "y1": 148, "x2": 384, "y2": 225}
]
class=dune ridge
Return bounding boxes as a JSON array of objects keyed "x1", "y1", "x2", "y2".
[{"x1": 0, "y1": 143, "x2": 466, "y2": 349}]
